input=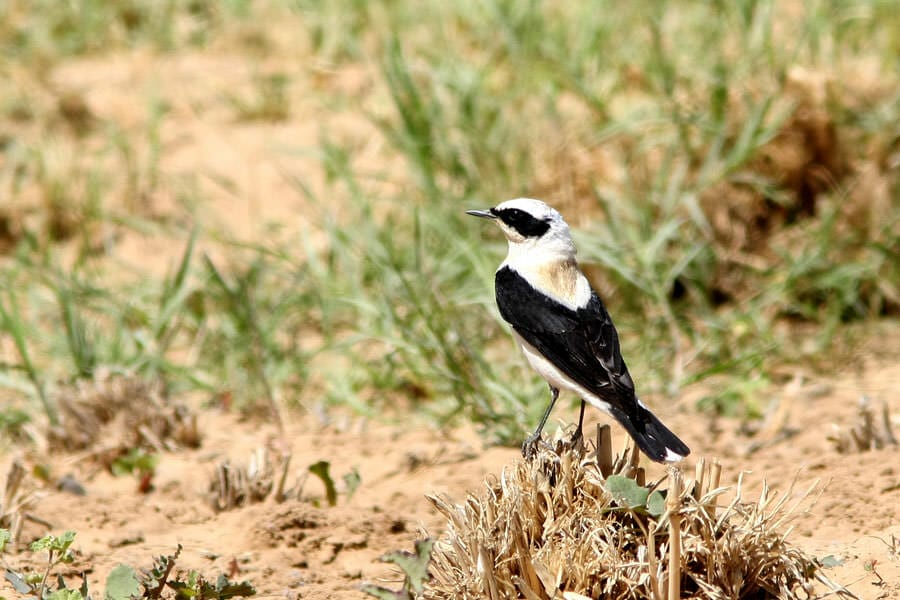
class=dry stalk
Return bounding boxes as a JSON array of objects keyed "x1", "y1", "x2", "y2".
[
  {"x1": 647, "y1": 519, "x2": 661, "y2": 600},
  {"x1": 208, "y1": 448, "x2": 293, "y2": 511},
  {"x1": 829, "y1": 396, "x2": 898, "y2": 453},
  {"x1": 666, "y1": 468, "x2": 682, "y2": 600},
  {"x1": 595, "y1": 424, "x2": 613, "y2": 477},
  {"x1": 1, "y1": 460, "x2": 40, "y2": 545}
]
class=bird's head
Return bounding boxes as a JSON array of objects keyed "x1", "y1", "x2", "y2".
[{"x1": 466, "y1": 198, "x2": 575, "y2": 261}]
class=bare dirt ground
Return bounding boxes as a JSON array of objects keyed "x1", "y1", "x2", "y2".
[{"x1": 3, "y1": 339, "x2": 900, "y2": 599}]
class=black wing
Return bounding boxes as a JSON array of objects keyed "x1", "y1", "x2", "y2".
[{"x1": 495, "y1": 266, "x2": 637, "y2": 413}]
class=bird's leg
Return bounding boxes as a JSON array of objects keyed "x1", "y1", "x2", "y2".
[
  {"x1": 570, "y1": 399, "x2": 587, "y2": 446},
  {"x1": 522, "y1": 385, "x2": 560, "y2": 459}
]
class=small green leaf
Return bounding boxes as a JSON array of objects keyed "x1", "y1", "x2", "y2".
[
  {"x1": 361, "y1": 538, "x2": 434, "y2": 599},
  {"x1": 605, "y1": 475, "x2": 650, "y2": 509},
  {"x1": 144, "y1": 545, "x2": 181, "y2": 597},
  {"x1": 25, "y1": 572, "x2": 42, "y2": 585},
  {"x1": 30, "y1": 534, "x2": 53, "y2": 552},
  {"x1": 30, "y1": 530, "x2": 77, "y2": 553},
  {"x1": 111, "y1": 449, "x2": 158, "y2": 477},
  {"x1": 58, "y1": 530, "x2": 77, "y2": 548},
  {"x1": 820, "y1": 555, "x2": 844, "y2": 569},
  {"x1": 168, "y1": 581, "x2": 197, "y2": 599},
  {"x1": 383, "y1": 538, "x2": 434, "y2": 594},
  {"x1": 51, "y1": 589, "x2": 83, "y2": 600},
  {"x1": 213, "y1": 573, "x2": 257, "y2": 598},
  {"x1": 309, "y1": 461, "x2": 338, "y2": 507},
  {"x1": 168, "y1": 569, "x2": 256, "y2": 600},
  {"x1": 169, "y1": 569, "x2": 201, "y2": 600},
  {"x1": 360, "y1": 584, "x2": 406, "y2": 600},
  {"x1": 0, "y1": 529, "x2": 10, "y2": 553},
  {"x1": 105, "y1": 564, "x2": 141, "y2": 600},
  {"x1": 647, "y1": 490, "x2": 667, "y2": 516}
]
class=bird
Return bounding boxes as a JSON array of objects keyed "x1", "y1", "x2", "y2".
[{"x1": 467, "y1": 198, "x2": 690, "y2": 463}]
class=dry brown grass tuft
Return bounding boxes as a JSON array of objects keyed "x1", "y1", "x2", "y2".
[
  {"x1": 425, "y1": 427, "x2": 854, "y2": 600},
  {"x1": 829, "y1": 397, "x2": 898, "y2": 454},
  {"x1": 208, "y1": 447, "x2": 293, "y2": 512},
  {"x1": 45, "y1": 371, "x2": 200, "y2": 453}
]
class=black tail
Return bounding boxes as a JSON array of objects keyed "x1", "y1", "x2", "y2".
[{"x1": 609, "y1": 404, "x2": 690, "y2": 464}]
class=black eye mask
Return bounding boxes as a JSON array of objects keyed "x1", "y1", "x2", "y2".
[{"x1": 492, "y1": 207, "x2": 551, "y2": 238}]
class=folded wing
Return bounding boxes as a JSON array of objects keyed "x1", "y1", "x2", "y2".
[{"x1": 494, "y1": 266, "x2": 638, "y2": 415}]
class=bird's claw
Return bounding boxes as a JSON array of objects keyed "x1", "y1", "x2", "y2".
[
  {"x1": 521, "y1": 433, "x2": 544, "y2": 460},
  {"x1": 568, "y1": 425, "x2": 584, "y2": 451},
  {"x1": 523, "y1": 426, "x2": 584, "y2": 459}
]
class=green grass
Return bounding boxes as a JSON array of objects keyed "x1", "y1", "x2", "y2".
[{"x1": 0, "y1": 0, "x2": 898, "y2": 443}]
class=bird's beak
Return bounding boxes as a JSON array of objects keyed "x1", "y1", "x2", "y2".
[{"x1": 465, "y1": 208, "x2": 497, "y2": 220}]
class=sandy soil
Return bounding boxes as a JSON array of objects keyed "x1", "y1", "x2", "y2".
[{"x1": 3, "y1": 345, "x2": 900, "y2": 600}]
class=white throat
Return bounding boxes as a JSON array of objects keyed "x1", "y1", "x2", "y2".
[
  {"x1": 501, "y1": 226, "x2": 577, "y2": 270},
  {"x1": 500, "y1": 230, "x2": 591, "y2": 310}
]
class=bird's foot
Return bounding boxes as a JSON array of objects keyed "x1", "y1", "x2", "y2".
[
  {"x1": 567, "y1": 425, "x2": 584, "y2": 452},
  {"x1": 552, "y1": 425, "x2": 584, "y2": 456},
  {"x1": 521, "y1": 433, "x2": 545, "y2": 460}
]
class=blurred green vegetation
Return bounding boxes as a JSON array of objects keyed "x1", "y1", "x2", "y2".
[{"x1": 0, "y1": 0, "x2": 897, "y2": 443}]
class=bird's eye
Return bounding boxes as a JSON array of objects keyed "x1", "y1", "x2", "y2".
[{"x1": 495, "y1": 207, "x2": 551, "y2": 238}]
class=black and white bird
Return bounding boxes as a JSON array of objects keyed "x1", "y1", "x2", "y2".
[{"x1": 467, "y1": 198, "x2": 690, "y2": 463}]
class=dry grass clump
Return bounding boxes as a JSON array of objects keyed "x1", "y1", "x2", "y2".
[
  {"x1": 425, "y1": 427, "x2": 853, "y2": 600},
  {"x1": 698, "y1": 66, "x2": 897, "y2": 312},
  {"x1": 828, "y1": 397, "x2": 898, "y2": 454},
  {"x1": 208, "y1": 447, "x2": 292, "y2": 512},
  {"x1": 45, "y1": 371, "x2": 200, "y2": 453}
]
